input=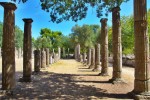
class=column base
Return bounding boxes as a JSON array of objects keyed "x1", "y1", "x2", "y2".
[
  {"x1": 128, "y1": 91, "x2": 150, "y2": 100},
  {"x1": 19, "y1": 77, "x2": 31, "y2": 82},
  {"x1": 108, "y1": 78, "x2": 125, "y2": 84}
]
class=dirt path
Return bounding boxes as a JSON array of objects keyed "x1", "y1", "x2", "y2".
[{"x1": 0, "y1": 59, "x2": 134, "y2": 100}]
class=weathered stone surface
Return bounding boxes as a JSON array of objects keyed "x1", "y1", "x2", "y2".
[
  {"x1": 110, "y1": 7, "x2": 123, "y2": 83},
  {"x1": 0, "y1": 2, "x2": 17, "y2": 90},
  {"x1": 132, "y1": 0, "x2": 150, "y2": 97},
  {"x1": 77, "y1": 44, "x2": 80, "y2": 61},
  {"x1": 87, "y1": 48, "x2": 91, "y2": 66},
  {"x1": 100, "y1": 18, "x2": 109, "y2": 76},
  {"x1": 89, "y1": 48, "x2": 95, "y2": 69},
  {"x1": 49, "y1": 54, "x2": 53, "y2": 64},
  {"x1": 45, "y1": 48, "x2": 49, "y2": 67},
  {"x1": 58, "y1": 47, "x2": 61, "y2": 59},
  {"x1": 22, "y1": 18, "x2": 33, "y2": 82},
  {"x1": 41, "y1": 50, "x2": 46, "y2": 68},
  {"x1": 34, "y1": 50, "x2": 41, "y2": 72},
  {"x1": 83, "y1": 53, "x2": 87, "y2": 63},
  {"x1": 94, "y1": 44, "x2": 101, "y2": 71}
]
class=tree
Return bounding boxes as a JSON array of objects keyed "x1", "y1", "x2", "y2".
[
  {"x1": 11, "y1": 0, "x2": 129, "y2": 23},
  {"x1": 70, "y1": 24, "x2": 100, "y2": 53}
]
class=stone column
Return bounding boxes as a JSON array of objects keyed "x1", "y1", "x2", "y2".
[
  {"x1": 49, "y1": 54, "x2": 53, "y2": 64},
  {"x1": 132, "y1": 0, "x2": 150, "y2": 98},
  {"x1": 93, "y1": 43, "x2": 101, "y2": 71},
  {"x1": 58, "y1": 47, "x2": 61, "y2": 59},
  {"x1": 83, "y1": 52, "x2": 87, "y2": 64},
  {"x1": 100, "y1": 18, "x2": 109, "y2": 76},
  {"x1": 45, "y1": 48, "x2": 49, "y2": 67},
  {"x1": 34, "y1": 50, "x2": 41, "y2": 72},
  {"x1": 41, "y1": 50, "x2": 46, "y2": 68},
  {"x1": 0, "y1": 2, "x2": 17, "y2": 90},
  {"x1": 87, "y1": 48, "x2": 91, "y2": 66},
  {"x1": 89, "y1": 48, "x2": 95, "y2": 69},
  {"x1": 109, "y1": 7, "x2": 123, "y2": 83},
  {"x1": 77, "y1": 44, "x2": 80, "y2": 61},
  {"x1": 22, "y1": 18, "x2": 33, "y2": 82},
  {"x1": 62, "y1": 47, "x2": 66, "y2": 59},
  {"x1": 74, "y1": 46, "x2": 77, "y2": 60}
]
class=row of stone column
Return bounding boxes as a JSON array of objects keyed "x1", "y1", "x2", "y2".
[
  {"x1": 75, "y1": 0, "x2": 150, "y2": 98},
  {"x1": 34, "y1": 48, "x2": 60, "y2": 72}
]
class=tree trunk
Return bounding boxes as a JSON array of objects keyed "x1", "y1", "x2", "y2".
[
  {"x1": 100, "y1": 18, "x2": 109, "y2": 76},
  {"x1": 1, "y1": 2, "x2": 17, "y2": 90},
  {"x1": 133, "y1": 0, "x2": 150, "y2": 98}
]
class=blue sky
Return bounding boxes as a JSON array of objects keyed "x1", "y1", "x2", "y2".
[{"x1": 0, "y1": 0, "x2": 150, "y2": 38}]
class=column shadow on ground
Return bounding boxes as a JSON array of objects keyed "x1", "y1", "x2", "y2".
[{"x1": 0, "y1": 71, "x2": 132, "y2": 99}]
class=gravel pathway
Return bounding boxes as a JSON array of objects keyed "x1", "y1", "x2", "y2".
[{"x1": 0, "y1": 59, "x2": 134, "y2": 100}]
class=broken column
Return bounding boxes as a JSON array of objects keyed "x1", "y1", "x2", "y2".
[
  {"x1": 93, "y1": 43, "x2": 101, "y2": 71},
  {"x1": 22, "y1": 18, "x2": 33, "y2": 82},
  {"x1": 45, "y1": 48, "x2": 49, "y2": 67},
  {"x1": 41, "y1": 49, "x2": 46, "y2": 68},
  {"x1": 87, "y1": 48, "x2": 91, "y2": 66},
  {"x1": 0, "y1": 2, "x2": 17, "y2": 90},
  {"x1": 77, "y1": 44, "x2": 80, "y2": 61},
  {"x1": 89, "y1": 48, "x2": 95, "y2": 69},
  {"x1": 34, "y1": 50, "x2": 41, "y2": 72},
  {"x1": 100, "y1": 18, "x2": 108, "y2": 76},
  {"x1": 132, "y1": 0, "x2": 150, "y2": 98},
  {"x1": 83, "y1": 52, "x2": 87, "y2": 64},
  {"x1": 58, "y1": 47, "x2": 61, "y2": 59}
]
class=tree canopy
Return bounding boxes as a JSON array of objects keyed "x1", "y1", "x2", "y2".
[{"x1": 11, "y1": 0, "x2": 129, "y2": 23}]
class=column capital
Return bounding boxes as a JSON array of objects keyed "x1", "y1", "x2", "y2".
[
  {"x1": 0, "y1": 2, "x2": 17, "y2": 10},
  {"x1": 112, "y1": 6, "x2": 121, "y2": 12},
  {"x1": 100, "y1": 18, "x2": 108, "y2": 23},
  {"x1": 23, "y1": 18, "x2": 33, "y2": 23}
]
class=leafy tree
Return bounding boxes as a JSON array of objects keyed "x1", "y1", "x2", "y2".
[
  {"x1": 15, "y1": 26, "x2": 23, "y2": 50},
  {"x1": 11, "y1": 0, "x2": 129, "y2": 23},
  {"x1": 70, "y1": 24, "x2": 100, "y2": 53},
  {"x1": 121, "y1": 15, "x2": 134, "y2": 55}
]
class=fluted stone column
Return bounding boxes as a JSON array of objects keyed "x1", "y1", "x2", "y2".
[
  {"x1": 34, "y1": 50, "x2": 41, "y2": 72},
  {"x1": 132, "y1": 0, "x2": 150, "y2": 98},
  {"x1": 45, "y1": 48, "x2": 49, "y2": 67},
  {"x1": 89, "y1": 48, "x2": 95, "y2": 69},
  {"x1": 110, "y1": 7, "x2": 123, "y2": 83},
  {"x1": 0, "y1": 2, "x2": 17, "y2": 90},
  {"x1": 41, "y1": 50, "x2": 46, "y2": 68},
  {"x1": 93, "y1": 43, "x2": 101, "y2": 71},
  {"x1": 87, "y1": 48, "x2": 91, "y2": 66},
  {"x1": 22, "y1": 18, "x2": 33, "y2": 82},
  {"x1": 100, "y1": 18, "x2": 109, "y2": 76}
]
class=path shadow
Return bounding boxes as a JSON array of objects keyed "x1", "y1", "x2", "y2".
[{"x1": 0, "y1": 71, "x2": 132, "y2": 99}]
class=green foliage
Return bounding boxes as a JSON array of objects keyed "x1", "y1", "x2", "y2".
[
  {"x1": 11, "y1": 0, "x2": 129, "y2": 23},
  {"x1": 0, "y1": 22, "x2": 23, "y2": 49},
  {"x1": 70, "y1": 24, "x2": 100, "y2": 53},
  {"x1": 121, "y1": 15, "x2": 134, "y2": 55},
  {"x1": 15, "y1": 26, "x2": 23, "y2": 49}
]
